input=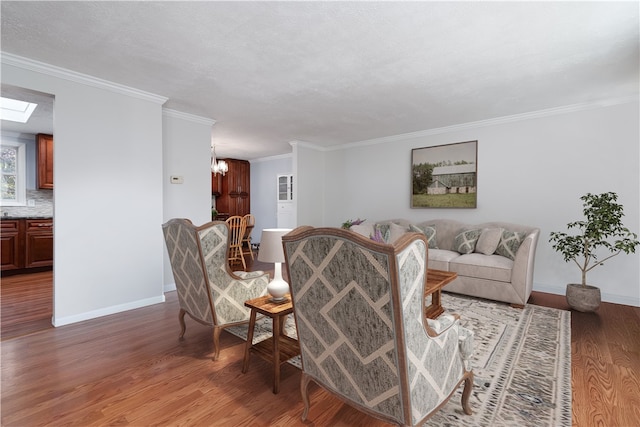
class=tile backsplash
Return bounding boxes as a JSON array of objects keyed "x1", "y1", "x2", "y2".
[{"x1": 1, "y1": 189, "x2": 54, "y2": 218}]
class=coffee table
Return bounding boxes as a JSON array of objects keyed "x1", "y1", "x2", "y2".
[
  {"x1": 425, "y1": 269, "x2": 457, "y2": 319},
  {"x1": 241, "y1": 294, "x2": 300, "y2": 394}
]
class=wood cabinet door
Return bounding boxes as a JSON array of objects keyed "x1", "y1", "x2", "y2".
[
  {"x1": 1, "y1": 220, "x2": 23, "y2": 271},
  {"x1": 211, "y1": 172, "x2": 222, "y2": 196},
  {"x1": 24, "y1": 220, "x2": 54, "y2": 268},
  {"x1": 215, "y1": 158, "x2": 250, "y2": 216},
  {"x1": 237, "y1": 160, "x2": 250, "y2": 193},
  {"x1": 37, "y1": 134, "x2": 54, "y2": 189},
  {"x1": 237, "y1": 194, "x2": 250, "y2": 216}
]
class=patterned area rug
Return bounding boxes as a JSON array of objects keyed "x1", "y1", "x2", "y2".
[{"x1": 227, "y1": 292, "x2": 571, "y2": 427}]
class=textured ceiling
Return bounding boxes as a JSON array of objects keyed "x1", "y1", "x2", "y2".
[{"x1": 1, "y1": 1, "x2": 638, "y2": 160}]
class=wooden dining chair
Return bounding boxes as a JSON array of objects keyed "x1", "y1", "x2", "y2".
[
  {"x1": 242, "y1": 214, "x2": 255, "y2": 260},
  {"x1": 226, "y1": 215, "x2": 247, "y2": 270}
]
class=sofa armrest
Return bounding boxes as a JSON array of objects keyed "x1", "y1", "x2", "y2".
[{"x1": 510, "y1": 229, "x2": 540, "y2": 305}]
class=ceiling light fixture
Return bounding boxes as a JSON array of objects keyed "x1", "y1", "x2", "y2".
[
  {"x1": 0, "y1": 96, "x2": 38, "y2": 123},
  {"x1": 211, "y1": 145, "x2": 228, "y2": 176}
]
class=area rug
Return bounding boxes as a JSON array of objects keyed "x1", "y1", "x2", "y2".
[{"x1": 227, "y1": 292, "x2": 572, "y2": 427}]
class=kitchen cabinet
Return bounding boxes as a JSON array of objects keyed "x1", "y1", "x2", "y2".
[
  {"x1": 37, "y1": 134, "x2": 54, "y2": 189},
  {"x1": 216, "y1": 159, "x2": 251, "y2": 217},
  {"x1": 25, "y1": 219, "x2": 54, "y2": 268},
  {"x1": 211, "y1": 172, "x2": 222, "y2": 196},
  {"x1": 1, "y1": 220, "x2": 23, "y2": 271},
  {"x1": 1, "y1": 218, "x2": 53, "y2": 272}
]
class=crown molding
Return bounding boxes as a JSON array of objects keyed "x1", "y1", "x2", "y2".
[
  {"x1": 332, "y1": 95, "x2": 640, "y2": 151},
  {"x1": 162, "y1": 108, "x2": 215, "y2": 126},
  {"x1": 1, "y1": 52, "x2": 168, "y2": 105},
  {"x1": 251, "y1": 152, "x2": 293, "y2": 163},
  {"x1": 289, "y1": 140, "x2": 327, "y2": 151}
]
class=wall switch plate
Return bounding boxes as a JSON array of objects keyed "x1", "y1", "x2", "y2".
[{"x1": 170, "y1": 175, "x2": 184, "y2": 184}]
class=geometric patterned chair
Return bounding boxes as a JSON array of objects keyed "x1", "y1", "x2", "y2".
[
  {"x1": 162, "y1": 218, "x2": 270, "y2": 360},
  {"x1": 282, "y1": 226, "x2": 474, "y2": 426}
]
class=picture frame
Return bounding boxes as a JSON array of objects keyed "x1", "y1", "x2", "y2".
[{"x1": 411, "y1": 140, "x2": 477, "y2": 208}]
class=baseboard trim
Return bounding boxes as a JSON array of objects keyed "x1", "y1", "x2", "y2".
[
  {"x1": 533, "y1": 283, "x2": 640, "y2": 307},
  {"x1": 52, "y1": 294, "x2": 166, "y2": 327}
]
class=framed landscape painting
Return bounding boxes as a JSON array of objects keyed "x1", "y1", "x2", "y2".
[{"x1": 411, "y1": 140, "x2": 477, "y2": 208}]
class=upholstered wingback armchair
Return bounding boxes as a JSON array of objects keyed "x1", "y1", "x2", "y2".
[
  {"x1": 282, "y1": 227, "x2": 474, "y2": 426},
  {"x1": 162, "y1": 219, "x2": 270, "y2": 360}
]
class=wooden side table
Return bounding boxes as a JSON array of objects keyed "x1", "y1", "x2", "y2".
[
  {"x1": 425, "y1": 269, "x2": 458, "y2": 319},
  {"x1": 242, "y1": 294, "x2": 300, "y2": 394}
]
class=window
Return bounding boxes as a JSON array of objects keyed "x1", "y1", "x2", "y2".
[{"x1": 1, "y1": 141, "x2": 26, "y2": 206}]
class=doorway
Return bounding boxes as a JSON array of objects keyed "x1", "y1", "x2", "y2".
[{"x1": 1, "y1": 84, "x2": 55, "y2": 339}]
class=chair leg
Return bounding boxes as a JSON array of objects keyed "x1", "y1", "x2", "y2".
[
  {"x1": 178, "y1": 309, "x2": 187, "y2": 339},
  {"x1": 461, "y1": 371, "x2": 474, "y2": 415},
  {"x1": 246, "y1": 239, "x2": 255, "y2": 260},
  {"x1": 212, "y1": 326, "x2": 223, "y2": 361},
  {"x1": 300, "y1": 373, "x2": 312, "y2": 421}
]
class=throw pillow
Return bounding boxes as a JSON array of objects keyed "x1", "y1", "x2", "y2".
[
  {"x1": 495, "y1": 230, "x2": 526, "y2": 260},
  {"x1": 350, "y1": 223, "x2": 374, "y2": 239},
  {"x1": 371, "y1": 223, "x2": 407, "y2": 244},
  {"x1": 475, "y1": 228, "x2": 503, "y2": 255},
  {"x1": 388, "y1": 223, "x2": 408, "y2": 243},
  {"x1": 454, "y1": 229, "x2": 482, "y2": 254},
  {"x1": 371, "y1": 223, "x2": 391, "y2": 243},
  {"x1": 409, "y1": 224, "x2": 438, "y2": 249}
]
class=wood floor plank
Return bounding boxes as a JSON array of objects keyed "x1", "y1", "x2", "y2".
[{"x1": 2, "y1": 268, "x2": 640, "y2": 426}]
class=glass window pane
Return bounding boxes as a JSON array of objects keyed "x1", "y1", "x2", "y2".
[
  {"x1": 1, "y1": 175, "x2": 16, "y2": 200},
  {"x1": 1, "y1": 147, "x2": 17, "y2": 173}
]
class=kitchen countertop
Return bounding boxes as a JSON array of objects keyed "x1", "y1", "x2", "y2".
[{"x1": 1, "y1": 214, "x2": 53, "y2": 220}]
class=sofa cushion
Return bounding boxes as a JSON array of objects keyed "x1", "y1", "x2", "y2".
[
  {"x1": 495, "y1": 230, "x2": 526, "y2": 260},
  {"x1": 427, "y1": 249, "x2": 460, "y2": 271},
  {"x1": 409, "y1": 224, "x2": 438, "y2": 249},
  {"x1": 449, "y1": 253, "x2": 513, "y2": 282},
  {"x1": 475, "y1": 228, "x2": 503, "y2": 255},
  {"x1": 454, "y1": 229, "x2": 482, "y2": 254}
]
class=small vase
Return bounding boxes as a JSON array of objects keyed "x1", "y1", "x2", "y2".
[{"x1": 565, "y1": 283, "x2": 601, "y2": 312}]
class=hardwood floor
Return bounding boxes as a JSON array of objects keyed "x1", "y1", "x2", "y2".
[
  {"x1": 1, "y1": 270, "x2": 54, "y2": 341},
  {"x1": 2, "y1": 264, "x2": 639, "y2": 426}
]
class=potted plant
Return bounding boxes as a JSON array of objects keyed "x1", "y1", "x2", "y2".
[{"x1": 549, "y1": 192, "x2": 639, "y2": 312}]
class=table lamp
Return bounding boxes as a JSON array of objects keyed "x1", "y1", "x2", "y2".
[{"x1": 257, "y1": 228, "x2": 293, "y2": 302}]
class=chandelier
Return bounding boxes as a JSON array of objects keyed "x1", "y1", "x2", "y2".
[{"x1": 211, "y1": 145, "x2": 228, "y2": 176}]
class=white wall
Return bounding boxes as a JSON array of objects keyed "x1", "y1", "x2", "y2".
[
  {"x1": 2, "y1": 55, "x2": 169, "y2": 325},
  {"x1": 250, "y1": 154, "x2": 292, "y2": 243},
  {"x1": 162, "y1": 109, "x2": 215, "y2": 290},
  {"x1": 293, "y1": 142, "x2": 325, "y2": 227},
  {"x1": 316, "y1": 100, "x2": 640, "y2": 306}
]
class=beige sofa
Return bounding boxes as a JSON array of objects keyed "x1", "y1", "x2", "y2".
[{"x1": 349, "y1": 219, "x2": 540, "y2": 307}]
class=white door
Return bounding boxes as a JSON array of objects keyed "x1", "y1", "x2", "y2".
[{"x1": 277, "y1": 175, "x2": 295, "y2": 228}]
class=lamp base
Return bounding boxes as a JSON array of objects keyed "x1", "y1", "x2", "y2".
[
  {"x1": 269, "y1": 296, "x2": 289, "y2": 304},
  {"x1": 266, "y1": 262, "x2": 290, "y2": 302},
  {"x1": 267, "y1": 277, "x2": 289, "y2": 302}
]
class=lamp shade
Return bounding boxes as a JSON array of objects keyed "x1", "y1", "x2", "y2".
[{"x1": 257, "y1": 228, "x2": 292, "y2": 263}]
